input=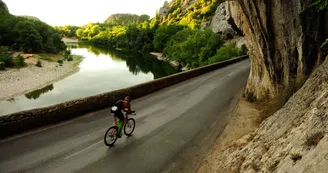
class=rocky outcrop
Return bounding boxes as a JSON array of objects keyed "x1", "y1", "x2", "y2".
[
  {"x1": 229, "y1": 0, "x2": 328, "y2": 100},
  {"x1": 159, "y1": 1, "x2": 170, "y2": 20},
  {"x1": 216, "y1": 56, "x2": 328, "y2": 173},
  {"x1": 210, "y1": 2, "x2": 236, "y2": 38}
]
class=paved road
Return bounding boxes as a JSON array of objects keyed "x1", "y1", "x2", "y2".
[{"x1": 0, "y1": 60, "x2": 250, "y2": 173}]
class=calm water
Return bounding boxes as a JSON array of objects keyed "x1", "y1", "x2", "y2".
[{"x1": 0, "y1": 45, "x2": 178, "y2": 116}]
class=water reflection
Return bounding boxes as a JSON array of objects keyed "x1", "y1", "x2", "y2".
[
  {"x1": 25, "y1": 84, "x2": 54, "y2": 100},
  {"x1": 0, "y1": 44, "x2": 179, "y2": 116},
  {"x1": 6, "y1": 98, "x2": 16, "y2": 102},
  {"x1": 76, "y1": 44, "x2": 179, "y2": 79}
]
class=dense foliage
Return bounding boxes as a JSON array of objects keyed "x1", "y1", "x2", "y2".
[
  {"x1": 0, "y1": 0, "x2": 8, "y2": 12},
  {"x1": 0, "y1": 46, "x2": 26, "y2": 69},
  {"x1": 160, "y1": 0, "x2": 220, "y2": 29},
  {"x1": 163, "y1": 28, "x2": 247, "y2": 68},
  {"x1": 0, "y1": 6, "x2": 65, "y2": 53},
  {"x1": 54, "y1": 25, "x2": 79, "y2": 38},
  {"x1": 72, "y1": 12, "x2": 247, "y2": 68},
  {"x1": 74, "y1": 14, "x2": 155, "y2": 52},
  {"x1": 104, "y1": 14, "x2": 150, "y2": 26}
]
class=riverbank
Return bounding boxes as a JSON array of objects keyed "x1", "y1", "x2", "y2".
[
  {"x1": 0, "y1": 55, "x2": 83, "y2": 101},
  {"x1": 150, "y1": 52, "x2": 188, "y2": 70}
]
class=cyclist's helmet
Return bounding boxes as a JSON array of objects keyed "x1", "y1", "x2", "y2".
[{"x1": 124, "y1": 96, "x2": 131, "y2": 103}]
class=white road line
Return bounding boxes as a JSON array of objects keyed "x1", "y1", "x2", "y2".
[
  {"x1": 64, "y1": 140, "x2": 103, "y2": 160},
  {"x1": 0, "y1": 120, "x2": 74, "y2": 143}
]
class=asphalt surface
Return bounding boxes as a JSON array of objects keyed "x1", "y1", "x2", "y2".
[{"x1": 0, "y1": 60, "x2": 250, "y2": 173}]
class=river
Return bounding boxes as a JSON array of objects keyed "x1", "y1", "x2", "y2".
[{"x1": 0, "y1": 44, "x2": 178, "y2": 116}]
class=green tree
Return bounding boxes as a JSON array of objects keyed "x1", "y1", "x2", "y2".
[
  {"x1": 14, "y1": 20, "x2": 43, "y2": 53},
  {"x1": 0, "y1": 0, "x2": 8, "y2": 12},
  {"x1": 153, "y1": 25, "x2": 184, "y2": 52},
  {"x1": 0, "y1": 1, "x2": 65, "y2": 53}
]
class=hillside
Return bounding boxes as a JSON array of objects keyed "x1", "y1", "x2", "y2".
[
  {"x1": 0, "y1": 1, "x2": 65, "y2": 54},
  {"x1": 19, "y1": 15, "x2": 40, "y2": 21},
  {"x1": 0, "y1": 0, "x2": 8, "y2": 12}
]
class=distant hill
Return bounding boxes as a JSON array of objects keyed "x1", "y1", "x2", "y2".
[
  {"x1": 0, "y1": 0, "x2": 9, "y2": 12},
  {"x1": 104, "y1": 13, "x2": 150, "y2": 26},
  {"x1": 19, "y1": 15, "x2": 40, "y2": 21}
]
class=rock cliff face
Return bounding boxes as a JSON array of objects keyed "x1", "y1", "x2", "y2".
[
  {"x1": 229, "y1": 0, "x2": 328, "y2": 100},
  {"x1": 159, "y1": 0, "x2": 197, "y2": 20},
  {"x1": 216, "y1": 56, "x2": 328, "y2": 173},
  {"x1": 159, "y1": 1, "x2": 170, "y2": 20},
  {"x1": 210, "y1": 2, "x2": 236, "y2": 37}
]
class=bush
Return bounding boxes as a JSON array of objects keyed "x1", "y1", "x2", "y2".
[
  {"x1": 239, "y1": 44, "x2": 248, "y2": 55},
  {"x1": 57, "y1": 59, "x2": 63, "y2": 66},
  {"x1": 0, "y1": 46, "x2": 8, "y2": 54},
  {"x1": 63, "y1": 49, "x2": 71, "y2": 56},
  {"x1": 0, "y1": 62, "x2": 5, "y2": 70},
  {"x1": 13, "y1": 55, "x2": 26, "y2": 67},
  {"x1": 64, "y1": 54, "x2": 73, "y2": 61},
  {"x1": 290, "y1": 153, "x2": 302, "y2": 162},
  {"x1": 208, "y1": 42, "x2": 241, "y2": 64},
  {"x1": 305, "y1": 131, "x2": 325, "y2": 147},
  {"x1": 0, "y1": 53, "x2": 14, "y2": 67},
  {"x1": 36, "y1": 59, "x2": 42, "y2": 67}
]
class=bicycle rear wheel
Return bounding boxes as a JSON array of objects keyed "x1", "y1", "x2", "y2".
[
  {"x1": 104, "y1": 126, "x2": 118, "y2": 146},
  {"x1": 123, "y1": 118, "x2": 135, "y2": 136}
]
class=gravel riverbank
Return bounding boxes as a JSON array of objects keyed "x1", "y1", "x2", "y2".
[{"x1": 0, "y1": 57, "x2": 82, "y2": 101}]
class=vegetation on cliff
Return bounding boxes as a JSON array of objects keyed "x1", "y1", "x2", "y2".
[{"x1": 159, "y1": 0, "x2": 219, "y2": 29}]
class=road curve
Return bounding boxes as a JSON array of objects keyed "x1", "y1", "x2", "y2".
[{"x1": 0, "y1": 60, "x2": 250, "y2": 173}]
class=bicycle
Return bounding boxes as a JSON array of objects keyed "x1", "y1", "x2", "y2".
[{"x1": 104, "y1": 110, "x2": 136, "y2": 147}]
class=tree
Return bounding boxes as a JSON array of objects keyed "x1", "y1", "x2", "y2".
[
  {"x1": 14, "y1": 21, "x2": 43, "y2": 53},
  {"x1": 153, "y1": 25, "x2": 184, "y2": 52},
  {"x1": 0, "y1": 0, "x2": 8, "y2": 12}
]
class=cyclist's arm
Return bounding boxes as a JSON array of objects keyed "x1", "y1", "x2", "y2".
[{"x1": 124, "y1": 103, "x2": 135, "y2": 114}]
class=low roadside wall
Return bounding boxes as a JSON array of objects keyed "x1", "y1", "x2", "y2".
[{"x1": 0, "y1": 55, "x2": 248, "y2": 138}]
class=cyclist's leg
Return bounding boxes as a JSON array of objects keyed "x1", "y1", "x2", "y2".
[{"x1": 115, "y1": 111, "x2": 124, "y2": 136}]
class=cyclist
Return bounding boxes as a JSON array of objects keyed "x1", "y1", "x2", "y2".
[{"x1": 111, "y1": 96, "x2": 135, "y2": 138}]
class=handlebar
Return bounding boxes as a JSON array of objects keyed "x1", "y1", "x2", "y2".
[{"x1": 123, "y1": 111, "x2": 136, "y2": 116}]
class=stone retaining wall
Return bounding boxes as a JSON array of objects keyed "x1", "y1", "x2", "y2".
[{"x1": 0, "y1": 55, "x2": 248, "y2": 138}]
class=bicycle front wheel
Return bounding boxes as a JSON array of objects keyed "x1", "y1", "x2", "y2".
[
  {"x1": 124, "y1": 118, "x2": 135, "y2": 136},
  {"x1": 104, "y1": 126, "x2": 118, "y2": 146}
]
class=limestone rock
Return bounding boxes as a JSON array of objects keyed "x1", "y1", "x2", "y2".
[
  {"x1": 229, "y1": 0, "x2": 328, "y2": 100},
  {"x1": 217, "y1": 57, "x2": 328, "y2": 173},
  {"x1": 210, "y1": 2, "x2": 235, "y2": 38},
  {"x1": 159, "y1": 1, "x2": 170, "y2": 20}
]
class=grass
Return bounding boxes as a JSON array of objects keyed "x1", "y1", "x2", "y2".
[
  {"x1": 290, "y1": 153, "x2": 302, "y2": 162},
  {"x1": 57, "y1": 59, "x2": 63, "y2": 66},
  {"x1": 250, "y1": 161, "x2": 260, "y2": 171},
  {"x1": 36, "y1": 60, "x2": 42, "y2": 67},
  {"x1": 36, "y1": 53, "x2": 83, "y2": 67},
  {"x1": 73, "y1": 55, "x2": 83, "y2": 66},
  {"x1": 36, "y1": 53, "x2": 61, "y2": 62},
  {"x1": 268, "y1": 160, "x2": 280, "y2": 171},
  {"x1": 304, "y1": 131, "x2": 325, "y2": 147}
]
